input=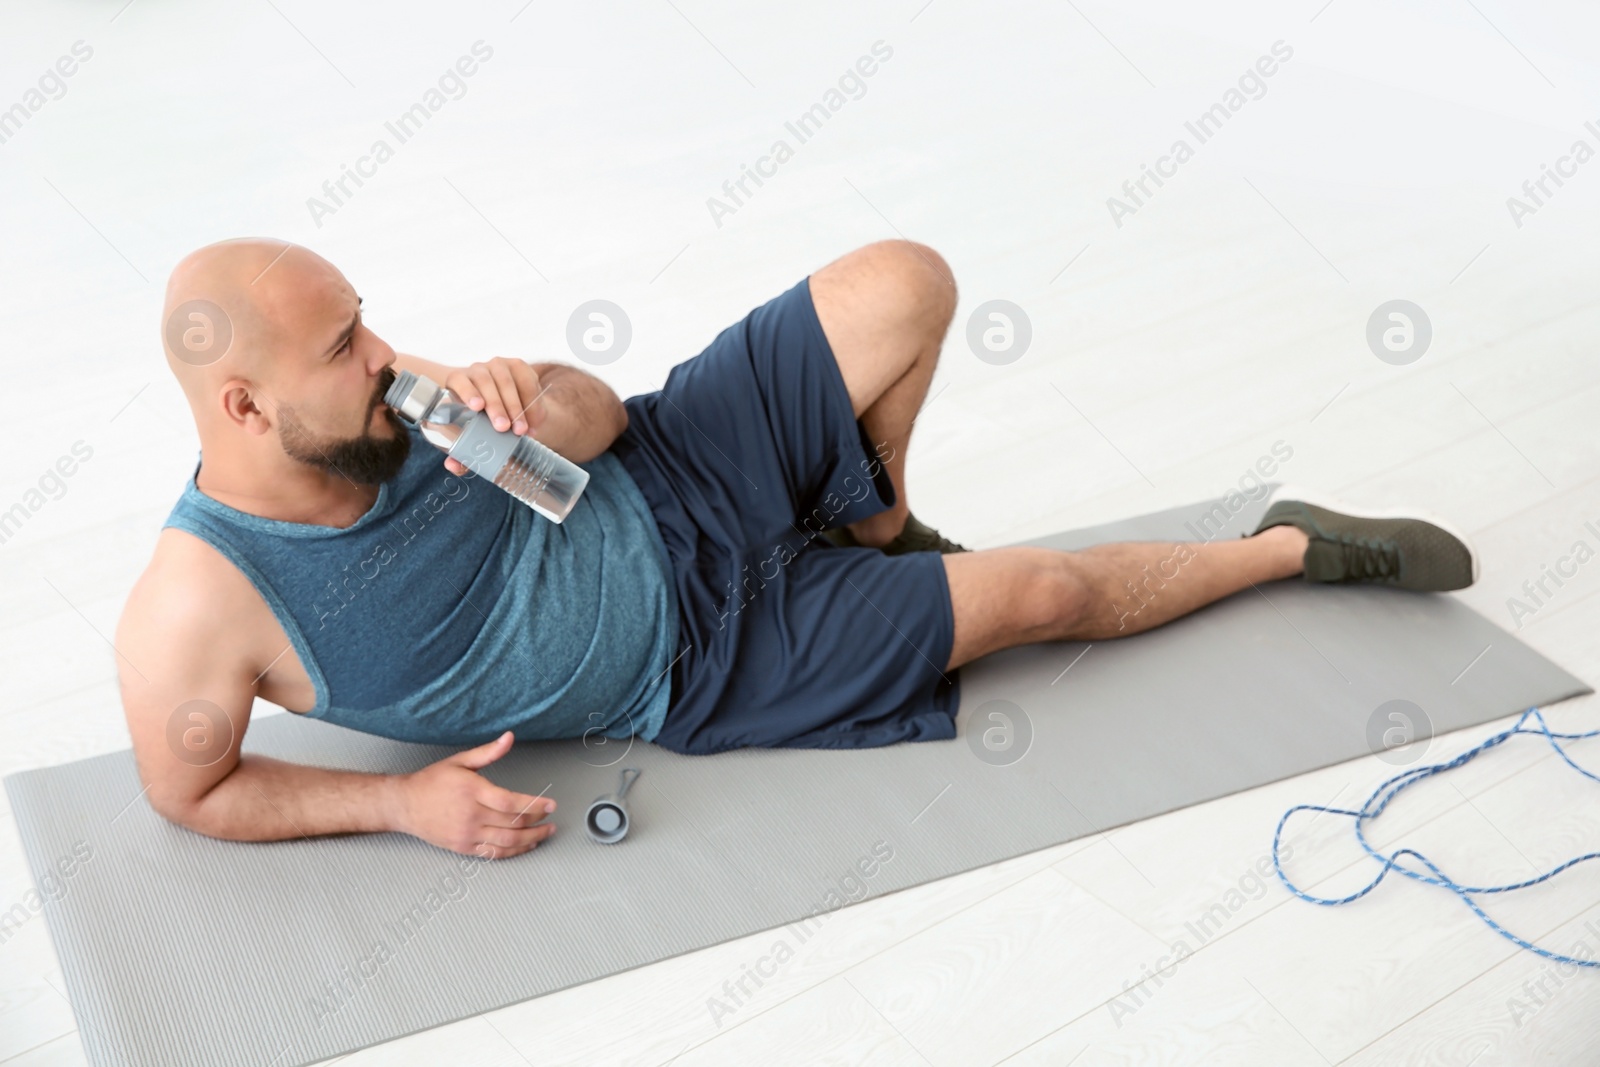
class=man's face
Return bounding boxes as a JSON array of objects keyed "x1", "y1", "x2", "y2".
[
  {"x1": 270, "y1": 267, "x2": 410, "y2": 486},
  {"x1": 278, "y1": 364, "x2": 410, "y2": 485}
]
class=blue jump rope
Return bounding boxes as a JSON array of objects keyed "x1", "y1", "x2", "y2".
[{"x1": 1273, "y1": 706, "x2": 1600, "y2": 969}]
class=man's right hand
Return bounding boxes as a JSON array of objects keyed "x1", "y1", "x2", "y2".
[{"x1": 394, "y1": 731, "x2": 557, "y2": 858}]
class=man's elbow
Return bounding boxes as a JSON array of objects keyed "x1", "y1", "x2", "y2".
[
  {"x1": 144, "y1": 774, "x2": 228, "y2": 837},
  {"x1": 570, "y1": 362, "x2": 627, "y2": 439},
  {"x1": 148, "y1": 787, "x2": 205, "y2": 831}
]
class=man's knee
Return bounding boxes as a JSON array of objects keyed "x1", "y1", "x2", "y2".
[
  {"x1": 856, "y1": 239, "x2": 957, "y2": 330},
  {"x1": 910, "y1": 242, "x2": 958, "y2": 335},
  {"x1": 1016, "y1": 549, "x2": 1090, "y2": 639}
]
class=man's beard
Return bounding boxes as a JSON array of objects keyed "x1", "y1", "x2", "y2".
[{"x1": 278, "y1": 368, "x2": 411, "y2": 485}]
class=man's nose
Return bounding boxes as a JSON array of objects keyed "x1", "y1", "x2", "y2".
[{"x1": 364, "y1": 329, "x2": 397, "y2": 374}]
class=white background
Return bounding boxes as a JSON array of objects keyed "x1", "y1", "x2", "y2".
[{"x1": 3, "y1": 0, "x2": 1600, "y2": 1063}]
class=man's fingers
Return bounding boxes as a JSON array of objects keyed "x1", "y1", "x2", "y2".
[
  {"x1": 480, "y1": 783, "x2": 554, "y2": 818},
  {"x1": 466, "y1": 364, "x2": 509, "y2": 430},
  {"x1": 446, "y1": 360, "x2": 540, "y2": 435},
  {"x1": 452, "y1": 364, "x2": 500, "y2": 429},
  {"x1": 475, "y1": 803, "x2": 545, "y2": 830},
  {"x1": 448, "y1": 730, "x2": 514, "y2": 770},
  {"x1": 510, "y1": 363, "x2": 542, "y2": 432},
  {"x1": 487, "y1": 361, "x2": 523, "y2": 433},
  {"x1": 446, "y1": 369, "x2": 485, "y2": 409},
  {"x1": 472, "y1": 823, "x2": 556, "y2": 856}
]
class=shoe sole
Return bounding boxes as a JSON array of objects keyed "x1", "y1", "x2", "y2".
[{"x1": 1259, "y1": 482, "x2": 1480, "y2": 586}]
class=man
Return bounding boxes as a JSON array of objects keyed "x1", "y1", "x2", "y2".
[{"x1": 118, "y1": 238, "x2": 1477, "y2": 861}]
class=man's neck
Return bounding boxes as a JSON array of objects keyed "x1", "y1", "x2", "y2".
[{"x1": 194, "y1": 446, "x2": 382, "y2": 529}]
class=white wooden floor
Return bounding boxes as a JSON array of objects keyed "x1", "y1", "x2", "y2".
[{"x1": 4, "y1": 0, "x2": 1600, "y2": 1063}]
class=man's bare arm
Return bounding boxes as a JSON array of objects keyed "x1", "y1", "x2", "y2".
[
  {"x1": 392, "y1": 353, "x2": 628, "y2": 463},
  {"x1": 116, "y1": 541, "x2": 558, "y2": 857},
  {"x1": 526, "y1": 361, "x2": 629, "y2": 461}
]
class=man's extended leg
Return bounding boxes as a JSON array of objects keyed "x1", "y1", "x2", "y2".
[
  {"x1": 942, "y1": 487, "x2": 1481, "y2": 670},
  {"x1": 809, "y1": 239, "x2": 956, "y2": 548},
  {"x1": 944, "y1": 526, "x2": 1311, "y2": 669}
]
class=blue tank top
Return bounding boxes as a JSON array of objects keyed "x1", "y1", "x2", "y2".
[{"x1": 161, "y1": 419, "x2": 678, "y2": 746}]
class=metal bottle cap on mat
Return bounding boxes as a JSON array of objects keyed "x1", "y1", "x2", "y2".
[{"x1": 586, "y1": 767, "x2": 641, "y2": 844}]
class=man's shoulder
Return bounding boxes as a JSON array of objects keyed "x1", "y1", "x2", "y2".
[{"x1": 118, "y1": 527, "x2": 269, "y2": 663}]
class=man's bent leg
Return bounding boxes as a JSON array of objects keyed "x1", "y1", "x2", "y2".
[
  {"x1": 943, "y1": 526, "x2": 1311, "y2": 670},
  {"x1": 809, "y1": 239, "x2": 957, "y2": 546}
]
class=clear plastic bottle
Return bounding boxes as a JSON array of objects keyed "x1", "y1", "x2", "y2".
[{"x1": 384, "y1": 369, "x2": 590, "y2": 523}]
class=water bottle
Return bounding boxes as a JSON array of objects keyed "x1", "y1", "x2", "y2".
[{"x1": 384, "y1": 369, "x2": 590, "y2": 523}]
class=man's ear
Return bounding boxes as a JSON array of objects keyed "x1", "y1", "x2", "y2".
[{"x1": 218, "y1": 380, "x2": 275, "y2": 436}]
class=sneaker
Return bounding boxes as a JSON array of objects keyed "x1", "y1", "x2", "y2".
[
  {"x1": 818, "y1": 513, "x2": 969, "y2": 555},
  {"x1": 1250, "y1": 484, "x2": 1478, "y2": 592}
]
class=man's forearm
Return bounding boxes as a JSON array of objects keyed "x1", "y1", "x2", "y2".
[
  {"x1": 161, "y1": 733, "x2": 558, "y2": 859},
  {"x1": 175, "y1": 755, "x2": 402, "y2": 843}
]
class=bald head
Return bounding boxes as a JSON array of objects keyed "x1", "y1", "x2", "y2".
[
  {"x1": 161, "y1": 239, "x2": 314, "y2": 398},
  {"x1": 161, "y1": 238, "x2": 408, "y2": 486}
]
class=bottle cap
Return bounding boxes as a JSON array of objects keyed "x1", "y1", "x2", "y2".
[
  {"x1": 585, "y1": 767, "x2": 641, "y2": 844},
  {"x1": 385, "y1": 370, "x2": 440, "y2": 425}
]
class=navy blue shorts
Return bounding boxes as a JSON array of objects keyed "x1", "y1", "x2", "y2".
[{"x1": 612, "y1": 275, "x2": 961, "y2": 755}]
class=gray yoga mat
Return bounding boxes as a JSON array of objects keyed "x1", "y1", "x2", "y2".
[{"x1": 6, "y1": 488, "x2": 1590, "y2": 1067}]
